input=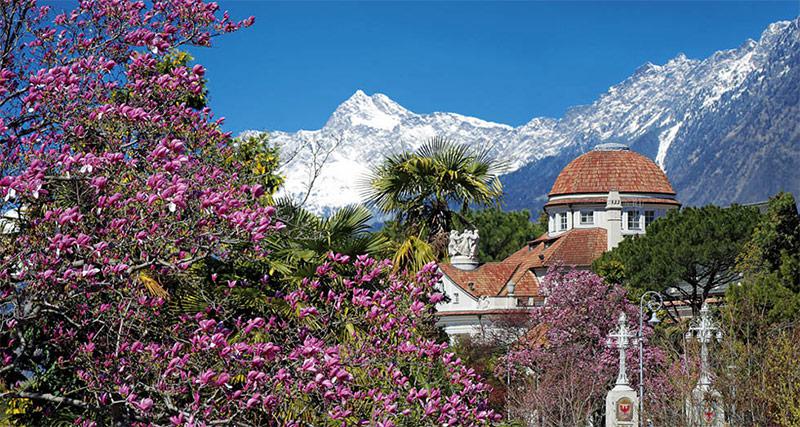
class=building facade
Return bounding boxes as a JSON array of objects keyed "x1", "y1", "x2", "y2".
[{"x1": 435, "y1": 143, "x2": 680, "y2": 340}]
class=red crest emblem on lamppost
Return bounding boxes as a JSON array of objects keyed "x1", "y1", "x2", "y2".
[
  {"x1": 703, "y1": 401, "x2": 716, "y2": 424},
  {"x1": 617, "y1": 397, "x2": 634, "y2": 421}
]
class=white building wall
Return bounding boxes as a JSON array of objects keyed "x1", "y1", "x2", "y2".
[
  {"x1": 436, "y1": 276, "x2": 480, "y2": 312},
  {"x1": 572, "y1": 205, "x2": 606, "y2": 230},
  {"x1": 435, "y1": 274, "x2": 534, "y2": 341},
  {"x1": 546, "y1": 195, "x2": 678, "y2": 240},
  {"x1": 621, "y1": 205, "x2": 672, "y2": 236},
  {"x1": 437, "y1": 275, "x2": 524, "y2": 313},
  {"x1": 595, "y1": 209, "x2": 608, "y2": 230},
  {"x1": 436, "y1": 315, "x2": 489, "y2": 341},
  {"x1": 547, "y1": 207, "x2": 574, "y2": 236}
]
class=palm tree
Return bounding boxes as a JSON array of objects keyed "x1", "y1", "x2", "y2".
[
  {"x1": 165, "y1": 201, "x2": 391, "y2": 318},
  {"x1": 365, "y1": 137, "x2": 505, "y2": 270},
  {"x1": 266, "y1": 200, "x2": 392, "y2": 280}
]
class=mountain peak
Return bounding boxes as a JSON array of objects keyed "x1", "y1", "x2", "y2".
[
  {"x1": 255, "y1": 18, "x2": 798, "y2": 215},
  {"x1": 327, "y1": 90, "x2": 409, "y2": 130},
  {"x1": 758, "y1": 19, "x2": 794, "y2": 46},
  {"x1": 673, "y1": 52, "x2": 689, "y2": 62},
  {"x1": 352, "y1": 89, "x2": 369, "y2": 99},
  {"x1": 634, "y1": 61, "x2": 659, "y2": 75},
  {"x1": 763, "y1": 20, "x2": 792, "y2": 37},
  {"x1": 339, "y1": 89, "x2": 371, "y2": 108},
  {"x1": 337, "y1": 90, "x2": 405, "y2": 112}
]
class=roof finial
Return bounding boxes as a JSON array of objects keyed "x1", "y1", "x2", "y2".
[{"x1": 593, "y1": 142, "x2": 629, "y2": 151}]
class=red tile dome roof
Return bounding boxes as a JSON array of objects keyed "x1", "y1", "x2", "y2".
[{"x1": 549, "y1": 146, "x2": 676, "y2": 196}]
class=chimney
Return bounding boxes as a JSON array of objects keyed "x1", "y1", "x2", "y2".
[{"x1": 606, "y1": 190, "x2": 623, "y2": 250}]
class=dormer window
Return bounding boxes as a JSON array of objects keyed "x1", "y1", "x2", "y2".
[
  {"x1": 580, "y1": 210, "x2": 594, "y2": 225},
  {"x1": 559, "y1": 213, "x2": 568, "y2": 231},
  {"x1": 627, "y1": 210, "x2": 641, "y2": 230}
]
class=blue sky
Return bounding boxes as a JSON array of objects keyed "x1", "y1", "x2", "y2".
[{"x1": 190, "y1": 1, "x2": 799, "y2": 134}]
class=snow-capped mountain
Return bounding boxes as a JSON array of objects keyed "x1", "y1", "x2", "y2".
[
  {"x1": 260, "y1": 91, "x2": 516, "y2": 214},
  {"x1": 246, "y1": 18, "x2": 800, "y2": 215}
]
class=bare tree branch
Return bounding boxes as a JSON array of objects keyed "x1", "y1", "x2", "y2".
[
  {"x1": 0, "y1": 391, "x2": 93, "y2": 409},
  {"x1": 297, "y1": 132, "x2": 344, "y2": 208}
]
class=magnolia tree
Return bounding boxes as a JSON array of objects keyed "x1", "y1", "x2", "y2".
[
  {"x1": 499, "y1": 269, "x2": 668, "y2": 426},
  {"x1": 0, "y1": 1, "x2": 497, "y2": 425}
]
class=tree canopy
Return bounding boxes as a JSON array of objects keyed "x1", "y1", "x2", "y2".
[
  {"x1": 711, "y1": 193, "x2": 800, "y2": 425},
  {"x1": 737, "y1": 192, "x2": 800, "y2": 291},
  {"x1": 594, "y1": 205, "x2": 760, "y2": 315},
  {"x1": 365, "y1": 137, "x2": 505, "y2": 270},
  {"x1": 721, "y1": 193, "x2": 800, "y2": 333},
  {"x1": 454, "y1": 208, "x2": 545, "y2": 262}
]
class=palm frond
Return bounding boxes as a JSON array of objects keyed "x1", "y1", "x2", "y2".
[
  {"x1": 392, "y1": 234, "x2": 437, "y2": 273},
  {"x1": 324, "y1": 205, "x2": 373, "y2": 240},
  {"x1": 138, "y1": 271, "x2": 169, "y2": 299},
  {"x1": 364, "y1": 135, "x2": 504, "y2": 231}
]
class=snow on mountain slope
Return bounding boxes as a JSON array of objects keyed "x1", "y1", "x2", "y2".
[
  {"x1": 245, "y1": 18, "x2": 800, "y2": 215},
  {"x1": 259, "y1": 90, "x2": 516, "y2": 214},
  {"x1": 503, "y1": 18, "x2": 800, "y2": 211}
]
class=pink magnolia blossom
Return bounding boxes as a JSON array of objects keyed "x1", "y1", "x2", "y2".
[
  {"x1": 499, "y1": 268, "x2": 667, "y2": 424},
  {"x1": 0, "y1": 0, "x2": 496, "y2": 425}
]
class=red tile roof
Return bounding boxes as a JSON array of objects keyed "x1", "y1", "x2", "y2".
[
  {"x1": 440, "y1": 228, "x2": 607, "y2": 298},
  {"x1": 510, "y1": 228, "x2": 607, "y2": 269},
  {"x1": 549, "y1": 149, "x2": 676, "y2": 196},
  {"x1": 439, "y1": 262, "x2": 540, "y2": 299}
]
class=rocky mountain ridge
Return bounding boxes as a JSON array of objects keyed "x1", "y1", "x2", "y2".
[{"x1": 247, "y1": 18, "x2": 800, "y2": 215}]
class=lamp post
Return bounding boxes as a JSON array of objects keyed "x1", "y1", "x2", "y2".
[
  {"x1": 608, "y1": 312, "x2": 635, "y2": 386},
  {"x1": 638, "y1": 291, "x2": 663, "y2": 422},
  {"x1": 605, "y1": 312, "x2": 638, "y2": 427},
  {"x1": 685, "y1": 303, "x2": 722, "y2": 388},
  {"x1": 685, "y1": 302, "x2": 724, "y2": 425}
]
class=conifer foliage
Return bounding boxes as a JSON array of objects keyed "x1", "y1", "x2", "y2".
[{"x1": 594, "y1": 205, "x2": 760, "y2": 315}]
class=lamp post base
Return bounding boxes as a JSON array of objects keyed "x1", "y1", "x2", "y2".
[{"x1": 606, "y1": 384, "x2": 639, "y2": 427}]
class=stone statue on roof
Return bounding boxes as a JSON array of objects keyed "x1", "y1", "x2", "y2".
[
  {"x1": 448, "y1": 230, "x2": 462, "y2": 258},
  {"x1": 448, "y1": 229, "x2": 479, "y2": 260},
  {"x1": 465, "y1": 229, "x2": 479, "y2": 259}
]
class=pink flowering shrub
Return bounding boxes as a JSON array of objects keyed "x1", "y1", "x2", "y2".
[
  {"x1": 0, "y1": 1, "x2": 497, "y2": 425},
  {"x1": 63, "y1": 257, "x2": 497, "y2": 426},
  {"x1": 500, "y1": 268, "x2": 667, "y2": 425}
]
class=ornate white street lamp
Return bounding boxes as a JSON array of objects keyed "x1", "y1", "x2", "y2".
[
  {"x1": 685, "y1": 302, "x2": 724, "y2": 426},
  {"x1": 608, "y1": 312, "x2": 636, "y2": 386},
  {"x1": 605, "y1": 312, "x2": 639, "y2": 427},
  {"x1": 638, "y1": 291, "x2": 663, "y2": 422},
  {"x1": 685, "y1": 302, "x2": 723, "y2": 387}
]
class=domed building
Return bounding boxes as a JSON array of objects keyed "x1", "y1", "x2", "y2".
[
  {"x1": 543, "y1": 143, "x2": 680, "y2": 249},
  {"x1": 435, "y1": 144, "x2": 680, "y2": 340}
]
